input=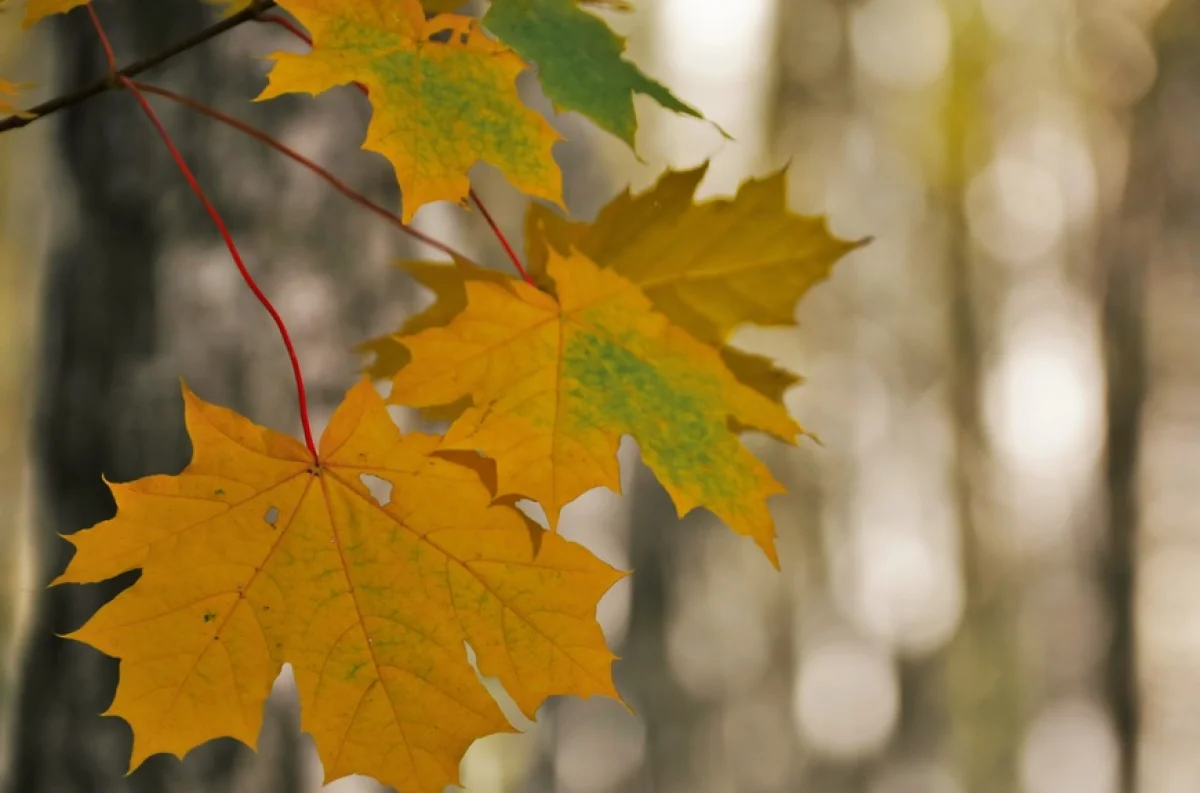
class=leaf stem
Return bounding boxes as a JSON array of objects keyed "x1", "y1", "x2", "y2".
[
  {"x1": 258, "y1": 11, "x2": 536, "y2": 287},
  {"x1": 470, "y1": 189, "x2": 534, "y2": 286},
  {"x1": 130, "y1": 81, "x2": 475, "y2": 262},
  {"x1": 86, "y1": 5, "x2": 319, "y2": 459},
  {"x1": 0, "y1": 0, "x2": 278, "y2": 134},
  {"x1": 128, "y1": 83, "x2": 319, "y2": 458},
  {"x1": 255, "y1": 11, "x2": 313, "y2": 46},
  {"x1": 85, "y1": 4, "x2": 118, "y2": 72}
]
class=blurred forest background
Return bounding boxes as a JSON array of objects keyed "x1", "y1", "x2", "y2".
[{"x1": 0, "y1": 0, "x2": 1197, "y2": 791}]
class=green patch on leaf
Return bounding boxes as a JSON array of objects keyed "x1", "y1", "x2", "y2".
[{"x1": 562, "y1": 328, "x2": 740, "y2": 507}]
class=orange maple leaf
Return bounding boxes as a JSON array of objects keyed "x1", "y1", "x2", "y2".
[{"x1": 56, "y1": 379, "x2": 622, "y2": 793}]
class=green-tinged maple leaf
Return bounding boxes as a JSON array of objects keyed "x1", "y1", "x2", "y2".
[
  {"x1": 258, "y1": 0, "x2": 563, "y2": 221},
  {"x1": 387, "y1": 248, "x2": 800, "y2": 566},
  {"x1": 483, "y1": 0, "x2": 703, "y2": 146},
  {"x1": 360, "y1": 255, "x2": 799, "y2": 411},
  {"x1": 525, "y1": 162, "x2": 865, "y2": 400},
  {"x1": 57, "y1": 378, "x2": 622, "y2": 793}
]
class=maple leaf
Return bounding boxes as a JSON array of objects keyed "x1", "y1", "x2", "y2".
[
  {"x1": 359, "y1": 263, "x2": 799, "y2": 413},
  {"x1": 482, "y1": 0, "x2": 703, "y2": 146},
  {"x1": 357, "y1": 256, "x2": 511, "y2": 422},
  {"x1": 0, "y1": 78, "x2": 35, "y2": 117},
  {"x1": 387, "y1": 248, "x2": 801, "y2": 565},
  {"x1": 359, "y1": 254, "x2": 800, "y2": 413},
  {"x1": 526, "y1": 161, "x2": 866, "y2": 396},
  {"x1": 56, "y1": 378, "x2": 622, "y2": 793},
  {"x1": 258, "y1": 0, "x2": 563, "y2": 222},
  {"x1": 19, "y1": 0, "x2": 84, "y2": 26},
  {"x1": 358, "y1": 256, "x2": 509, "y2": 377}
]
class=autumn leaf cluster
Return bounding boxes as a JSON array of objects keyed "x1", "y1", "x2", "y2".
[{"x1": 2, "y1": 1, "x2": 863, "y2": 792}]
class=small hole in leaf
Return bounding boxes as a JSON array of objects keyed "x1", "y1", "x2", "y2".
[
  {"x1": 360, "y1": 474, "x2": 393, "y2": 506},
  {"x1": 427, "y1": 28, "x2": 453, "y2": 44},
  {"x1": 264, "y1": 506, "x2": 279, "y2": 527}
]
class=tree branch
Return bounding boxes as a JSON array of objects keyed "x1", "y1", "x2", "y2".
[
  {"x1": 131, "y1": 80, "x2": 478, "y2": 263},
  {"x1": 0, "y1": 0, "x2": 277, "y2": 134}
]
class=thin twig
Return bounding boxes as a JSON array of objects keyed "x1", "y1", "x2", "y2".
[
  {"x1": 132, "y1": 80, "x2": 475, "y2": 263},
  {"x1": 0, "y1": 0, "x2": 277, "y2": 134}
]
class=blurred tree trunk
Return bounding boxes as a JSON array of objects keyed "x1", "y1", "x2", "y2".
[
  {"x1": 616, "y1": 470, "x2": 704, "y2": 793},
  {"x1": 1095, "y1": 3, "x2": 1200, "y2": 787},
  {"x1": 4, "y1": 5, "x2": 305, "y2": 792},
  {"x1": 2, "y1": 0, "x2": 423, "y2": 789},
  {"x1": 1098, "y1": 125, "x2": 1148, "y2": 793},
  {"x1": 938, "y1": 8, "x2": 1023, "y2": 791},
  {"x1": 940, "y1": 206, "x2": 1023, "y2": 793}
]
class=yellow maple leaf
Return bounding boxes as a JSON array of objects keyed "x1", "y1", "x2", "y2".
[
  {"x1": 388, "y1": 249, "x2": 801, "y2": 565},
  {"x1": 56, "y1": 378, "x2": 622, "y2": 793},
  {"x1": 357, "y1": 256, "x2": 510, "y2": 422},
  {"x1": 0, "y1": 78, "x2": 34, "y2": 117},
  {"x1": 20, "y1": 0, "x2": 84, "y2": 26},
  {"x1": 526, "y1": 160, "x2": 865, "y2": 354},
  {"x1": 258, "y1": 0, "x2": 563, "y2": 222},
  {"x1": 359, "y1": 256, "x2": 511, "y2": 383}
]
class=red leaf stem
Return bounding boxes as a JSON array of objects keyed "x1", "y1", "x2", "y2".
[
  {"x1": 87, "y1": 4, "x2": 319, "y2": 459},
  {"x1": 86, "y1": 4, "x2": 118, "y2": 72},
  {"x1": 255, "y1": 11, "x2": 314, "y2": 47},
  {"x1": 131, "y1": 81, "x2": 473, "y2": 263},
  {"x1": 469, "y1": 188, "x2": 534, "y2": 286}
]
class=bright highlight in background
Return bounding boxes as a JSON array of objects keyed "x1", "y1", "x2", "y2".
[{"x1": 984, "y1": 288, "x2": 1104, "y2": 475}]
